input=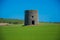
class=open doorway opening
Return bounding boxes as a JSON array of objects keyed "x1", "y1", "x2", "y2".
[{"x1": 32, "y1": 20, "x2": 35, "y2": 25}]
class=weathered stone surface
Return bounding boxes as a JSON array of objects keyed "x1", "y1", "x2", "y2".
[{"x1": 24, "y1": 10, "x2": 38, "y2": 25}]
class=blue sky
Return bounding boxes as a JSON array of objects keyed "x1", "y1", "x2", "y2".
[{"x1": 0, "y1": 0, "x2": 60, "y2": 22}]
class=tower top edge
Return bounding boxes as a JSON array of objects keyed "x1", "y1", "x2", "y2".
[{"x1": 25, "y1": 10, "x2": 38, "y2": 11}]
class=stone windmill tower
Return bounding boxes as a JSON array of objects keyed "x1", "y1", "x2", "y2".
[{"x1": 24, "y1": 10, "x2": 38, "y2": 25}]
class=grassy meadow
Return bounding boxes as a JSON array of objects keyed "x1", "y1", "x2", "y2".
[{"x1": 0, "y1": 23, "x2": 60, "y2": 40}]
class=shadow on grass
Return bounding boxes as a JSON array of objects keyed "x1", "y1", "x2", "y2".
[{"x1": 0, "y1": 26, "x2": 5, "y2": 40}]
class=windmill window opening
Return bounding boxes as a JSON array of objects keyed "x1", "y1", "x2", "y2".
[{"x1": 32, "y1": 16, "x2": 34, "y2": 18}]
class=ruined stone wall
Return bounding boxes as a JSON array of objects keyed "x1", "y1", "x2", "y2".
[{"x1": 24, "y1": 10, "x2": 38, "y2": 25}]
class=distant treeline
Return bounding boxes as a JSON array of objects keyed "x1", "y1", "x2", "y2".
[{"x1": 0, "y1": 18, "x2": 24, "y2": 24}]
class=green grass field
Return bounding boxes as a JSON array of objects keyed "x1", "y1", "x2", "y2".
[{"x1": 0, "y1": 23, "x2": 60, "y2": 40}]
